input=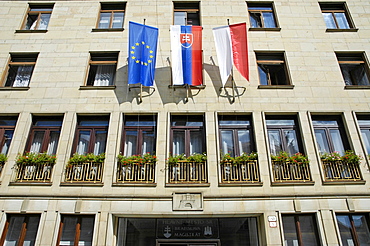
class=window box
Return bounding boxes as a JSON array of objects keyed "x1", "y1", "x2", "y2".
[
  {"x1": 115, "y1": 153, "x2": 157, "y2": 184},
  {"x1": 64, "y1": 153, "x2": 105, "y2": 184},
  {"x1": 12, "y1": 152, "x2": 56, "y2": 183},
  {"x1": 220, "y1": 158, "x2": 260, "y2": 184}
]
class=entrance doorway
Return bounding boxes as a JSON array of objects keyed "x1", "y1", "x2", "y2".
[{"x1": 156, "y1": 240, "x2": 220, "y2": 246}]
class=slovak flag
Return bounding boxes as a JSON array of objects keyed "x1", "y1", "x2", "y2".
[
  {"x1": 170, "y1": 25, "x2": 203, "y2": 86},
  {"x1": 213, "y1": 23, "x2": 249, "y2": 86}
]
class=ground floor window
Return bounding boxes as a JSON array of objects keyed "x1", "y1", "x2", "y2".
[
  {"x1": 282, "y1": 214, "x2": 321, "y2": 246},
  {"x1": 56, "y1": 215, "x2": 95, "y2": 246},
  {"x1": 116, "y1": 217, "x2": 259, "y2": 246},
  {"x1": 336, "y1": 214, "x2": 370, "y2": 246}
]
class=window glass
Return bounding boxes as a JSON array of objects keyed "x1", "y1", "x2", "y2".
[
  {"x1": 98, "y1": 3, "x2": 125, "y2": 29},
  {"x1": 23, "y1": 5, "x2": 53, "y2": 30},
  {"x1": 86, "y1": 53, "x2": 118, "y2": 86},
  {"x1": 58, "y1": 215, "x2": 95, "y2": 246},
  {"x1": 1, "y1": 214, "x2": 40, "y2": 246},
  {"x1": 282, "y1": 214, "x2": 320, "y2": 246},
  {"x1": 256, "y1": 53, "x2": 289, "y2": 86},
  {"x1": 336, "y1": 214, "x2": 370, "y2": 246},
  {"x1": 4, "y1": 54, "x2": 38, "y2": 88},
  {"x1": 248, "y1": 3, "x2": 277, "y2": 29},
  {"x1": 0, "y1": 116, "x2": 17, "y2": 155},
  {"x1": 173, "y1": 3, "x2": 200, "y2": 26},
  {"x1": 320, "y1": 3, "x2": 353, "y2": 29},
  {"x1": 337, "y1": 53, "x2": 370, "y2": 86}
]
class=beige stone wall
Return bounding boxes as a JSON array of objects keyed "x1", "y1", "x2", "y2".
[{"x1": 0, "y1": 0, "x2": 369, "y2": 245}]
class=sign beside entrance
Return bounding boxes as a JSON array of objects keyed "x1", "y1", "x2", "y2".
[{"x1": 157, "y1": 219, "x2": 219, "y2": 239}]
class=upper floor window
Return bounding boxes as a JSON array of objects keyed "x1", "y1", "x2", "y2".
[
  {"x1": 336, "y1": 53, "x2": 370, "y2": 86},
  {"x1": 97, "y1": 3, "x2": 125, "y2": 29},
  {"x1": 320, "y1": 3, "x2": 355, "y2": 30},
  {"x1": 357, "y1": 115, "x2": 370, "y2": 154},
  {"x1": 3, "y1": 53, "x2": 38, "y2": 88},
  {"x1": 282, "y1": 214, "x2": 321, "y2": 246},
  {"x1": 173, "y1": 2, "x2": 200, "y2": 26},
  {"x1": 0, "y1": 116, "x2": 17, "y2": 155},
  {"x1": 122, "y1": 115, "x2": 157, "y2": 156},
  {"x1": 266, "y1": 116, "x2": 303, "y2": 156},
  {"x1": 86, "y1": 53, "x2": 118, "y2": 86},
  {"x1": 22, "y1": 4, "x2": 53, "y2": 30},
  {"x1": 218, "y1": 115, "x2": 255, "y2": 157},
  {"x1": 248, "y1": 2, "x2": 278, "y2": 29},
  {"x1": 312, "y1": 115, "x2": 350, "y2": 155},
  {"x1": 256, "y1": 52, "x2": 290, "y2": 86},
  {"x1": 171, "y1": 115, "x2": 205, "y2": 156},
  {"x1": 25, "y1": 116, "x2": 63, "y2": 155},
  {"x1": 0, "y1": 214, "x2": 40, "y2": 246},
  {"x1": 336, "y1": 213, "x2": 370, "y2": 246},
  {"x1": 56, "y1": 215, "x2": 95, "y2": 246},
  {"x1": 72, "y1": 116, "x2": 109, "y2": 155}
]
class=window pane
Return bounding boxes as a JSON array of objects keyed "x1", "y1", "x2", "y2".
[
  {"x1": 38, "y1": 13, "x2": 50, "y2": 30},
  {"x1": 173, "y1": 131, "x2": 185, "y2": 155},
  {"x1": 79, "y1": 217, "x2": 94, "y2": 246},
  {"x1": 112, "y1": 12, "x2": 124, "y2": 28},
  {"x1": 174, "y1": 12, "x2": 186, "y2": 25},
  {"x1": 142, "y1": 130, "x2": 155, "y2": 155},
  {"x1": 124, "y1": 131, "x2": 138, "y2": 156},
  {"x1": 60, "y1": 217, "x2": 78, "y2": 246},
  {"x1": 340, "y1": 64, "x2": 370, "y2": 86},
  {"x1": 6, "y1": 65, "x2": 34, "y2": 87},
  {"x1": 335, "y1": 12, "x2": 350, "y2": 29},
  {"x1": 4, "y1": 216, "x2": 23, "y2": 246},
  {"x1": 336, "y1": 215, "x2": 354, "y2": 246},
  {"x1": 190, "y1": 131, "x2": 203, "y2": 154},
  {"x1": 98, "y1": 12, "x2": 111, "y2": 28},
  {"x1": 262, "y1": 12, "x2": 276, "y2": 28},
  {"x1": 47, "y1": 131, "x2": 60, "y2": 155},
  {"x1": 266, "y1": 119, "x2": 295, "y2": 126},
  {"x1": 94, "y1": 130, "x2": 107, "y2": 155},
  {"x1": 220, "y1": 130, "x2": 234, "y2": 157},
  {"x1": 25, "y1": 14, "x2": 38, "y2": 30},
  {"x1": 1, "y1": 130, "x2": 14, "y2": 155},
  {"x1": 353, "y1": 215, "x2": 370, "y2": 244},
  {"x1": 314, "y1": 129, "x2": 330, "y2": 155},
  {"x1": 76, "y1": 131, "x2": 91, "y2": 155},
  {"x1": 299, "y1": 215, "x2": 320, "y2": 246},
  {"x1": 322, "y1": 13, "x2": 336, "y2": 28},
  {"x1": 258, "y1": 65, "x2": 269, "y2": 85},
  {"x1": 23, "y1": 216, "x2": 40, "y2": 246},
  {"x1": 219, "y1": 218, "x2": 259, "y2": 245},
  {"x1": 30, "y1": 131, "x2": 45, "y2": 153},
  {"x1": 250, "y1": 13, "x2": 262, "y2": 28},
  {"x1": 282, "y1": 215, "x2": 298, "y2": 246},
  {"x1": 238, "y1": 130, "x2": 251, "y2": 154},
  {"x1": 187, "y1": 12, "x2": 200, "y2": 25},
  {"x1": 330, "y1": 129, "x2": 345, "y2": 155},
  {"x1": 268, "y1": 130, "x2": 283, "y2": 156},
  {"x1": 283, "y1": 130, "x2": 299, "y2": 155},
  {"x1": 360, "y1": 129, "x2": 370, "y2": 153}
]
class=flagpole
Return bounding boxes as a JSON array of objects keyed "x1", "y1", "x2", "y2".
[{"x1": 227, "y1": 19, "x2": 236, "y2": 103}]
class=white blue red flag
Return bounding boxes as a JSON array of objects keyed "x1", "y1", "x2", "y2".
[
  {"x1": 170, "y1": 25, "x2": 203, "y2": 86},
  {"x1": 213, "y1": 23, "x2": 249, "y2": 86}
]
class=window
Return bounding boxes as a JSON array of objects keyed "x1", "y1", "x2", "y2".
[
  {"x1": 97, "y1": 3, "x2": 125, "y2": 29},
  {"x1": 336, "y1": 214, "x2": 370, "y2": 246},
  {"x1": 0, "y1": 214, "x2": 40, "y2": 246},
  {"x1": 3, "y1": 53, "x2": 38, "y2": 87},
  {"x1": 25, "y1": 116, "x2": 63, "y2": 155},
  {"x1": 282, "y1": 214, "x2": 321, "y2": 246},
  {"x1": 336, "y1": 53, "x2": 370, "y2": 86},
  {"x1": 266, "y1": 116, "x2": 303, "y2": 156},
  {"x1": 312, "y1": 115, "x2": 350, "y2": 155},
  {"x1": 218, "y1": 115, "x2": 255, "y2": 157},
  {"x1": 0, "y1": 117, "x2": 17, "y2": 155},
  {"x1": 248, "y1": 2, "x2": 278, "y2": 29},
  {"x1": 320, "y1": 3, "x2": 355, "y2": 30},
  {"x1": 171, "y1": 115, "x2": 205, "y2": 156},
  {"x1": 256, "y1": 52, "x2": 290, "y2": 86},
  {"x1": 56, "y1": 215, "x2": 95, "y2": 246},
  {"x1": 72, "y1": 116, "x2": 109, "y2": 155},
  {"x1": 86, "y1": 53, "x2": 118, "y2": 86},
  {"x1": 357, "y1": 115, "x2": 370, "y2": 154},
  {"x1": 173, "y1": 2, "x2": 200, "y2": 26},
  {"x1": 122, "y1": 115, "x2": 156, "y2": 156},
  {"x1": 22, "y1": 4, "x2": 53, "y2": 31}
]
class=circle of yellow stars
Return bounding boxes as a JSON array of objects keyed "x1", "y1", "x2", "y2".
[{"x1": 130, "y1": 41, "x2": 154, "y2": 66}]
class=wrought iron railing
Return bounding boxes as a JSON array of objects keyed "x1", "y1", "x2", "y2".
[
  {"x1": 321, "y1": 160, "x2": 362, "y2": 181},
  {"x1": 64, "y1": 162, "x2": 103, "y2": 183},
  {"x1": 220, "y1": 160, "x2": 260, "y2": 183},
  {"x1": 272, "y1": 160, "x2": 312, "y2": 182},
  {"x1": 13, "y1": 162, "x2": 54, "y2": 182},
  {"x1": 116, "y1": 162, "x2": 156, "y2": 183},
  {"x1": 168, "y1": 161, "x2": 207, "y2": 184}
]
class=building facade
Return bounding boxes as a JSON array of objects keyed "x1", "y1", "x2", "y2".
[{"x1": 0, "y1": 0, "x2": 369, "y2": 245}]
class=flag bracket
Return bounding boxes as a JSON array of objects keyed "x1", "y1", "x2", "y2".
[
  {"x1": 129, "y1": 84, "x2": 156, "y2": 103},
  {"x1": 168, "y1": 85, "x2": 206, "y2": 102},
  {"x1": 219, "y1": 78, "x2": 246, "y2": 103}
]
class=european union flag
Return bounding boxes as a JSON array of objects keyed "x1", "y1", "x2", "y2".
[{"x1": 128, "y1": 21, "x2": 158, "y2": 87}]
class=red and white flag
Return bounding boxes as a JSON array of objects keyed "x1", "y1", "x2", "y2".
[{"x1": 213, "y1": 23, "x2": 249, "y2": 85}]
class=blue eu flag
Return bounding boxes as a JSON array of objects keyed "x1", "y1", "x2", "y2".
[{"x1": 128, "y1": 21, "x2": 158, "y2": 87}]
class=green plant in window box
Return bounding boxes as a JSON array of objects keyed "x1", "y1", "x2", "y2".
[
  {"x1": 16, "y1": 152, "x2": 56, "y2": 166},
  {"x1": 271, "y1": 151, "x2": 309, "y2": 166},
  {"x1": 117, "y1": 153, "x2": 157, "y2": 166},
  {"x1": 271, "y1": 151, "x2": 290, "y2": 162},
  {"x1": 321, "y1": 150, "x2": 361, "y2": 165},
  {"x1": 67, "y1": 153, "x2": 105, "y2": 167},
  {"x1": 167, "y1": 153, "x2": 207, "y2": 166},
  {"x1": 0, "y1": 153, "x2": 7, "y2": 164},
  {"x1": 220, "y1": 152, "x2": 258, "y2": 164}
]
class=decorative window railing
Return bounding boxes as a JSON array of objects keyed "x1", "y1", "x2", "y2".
[
  {"x1": 64, "y1": 162, "x2": 103, "y2": 183},
  {"x1": 321, "y1": 160, "x2": 362, "y2": 181},
  {"x1": 220, "y1": 160, "x2": 260, "y2": 184},
  {"x1": 13, "y1": 162, "x2": 54, "y2": 183},
  {"x1": 116, "y1": 162, "x2": 156, "y2": 184},
  {"x1": 272, "y1": 160, "x2": 312, "y2": 182},
  {"x1": 168, "y1": 161, "x2": 207, "y2": 184}
]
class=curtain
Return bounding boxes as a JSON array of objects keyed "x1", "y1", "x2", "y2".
[
  {"x1": 38, "y1": 14, "x2": 50, "y2": 30},
  {"x1": 238, "y1": 130, "x2": 251, "y2": 154},
  {"x1": 330, "y1": 129, "x2": 345, "y2": 155},
  {"x1": 268, "y1": 130, "x2": 282, "y2": 156},
  {"x1": 47, "y1": 131, "x2": 60, "y2": 155},
  {"x1": 124, "y1": 131, "x2": 137, "y2": 156},
  {"x1": 93, "y1": 131, "x2": 107, "y2": 155},
  {"x1": 190, "y1": 131, "x2": 202, "y2": 154},
  {"x1": 76, "y1": 131, "x2": 90, "y2": 155},
  {"x1": 172, "y1": 131, "x2": 185, "y2": 155},
  {"x1": 221, "y1": 130, "x2": 234, "y2": 156},
  {"x1": 30, "y1": 132, "x2": 44, "y2": 153},
  {"x1": 284, "y1": 130, "x2": 299, "y2": 155},
  {"x1": 142, "y1": 131, "x2": 155, "y2": 155},
  {"x1": 93, "y1": 65, "x2": 115, "y2": 86},
  {"x1": 13, "y1": 66, "x2": 33, "y2": 87}
]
